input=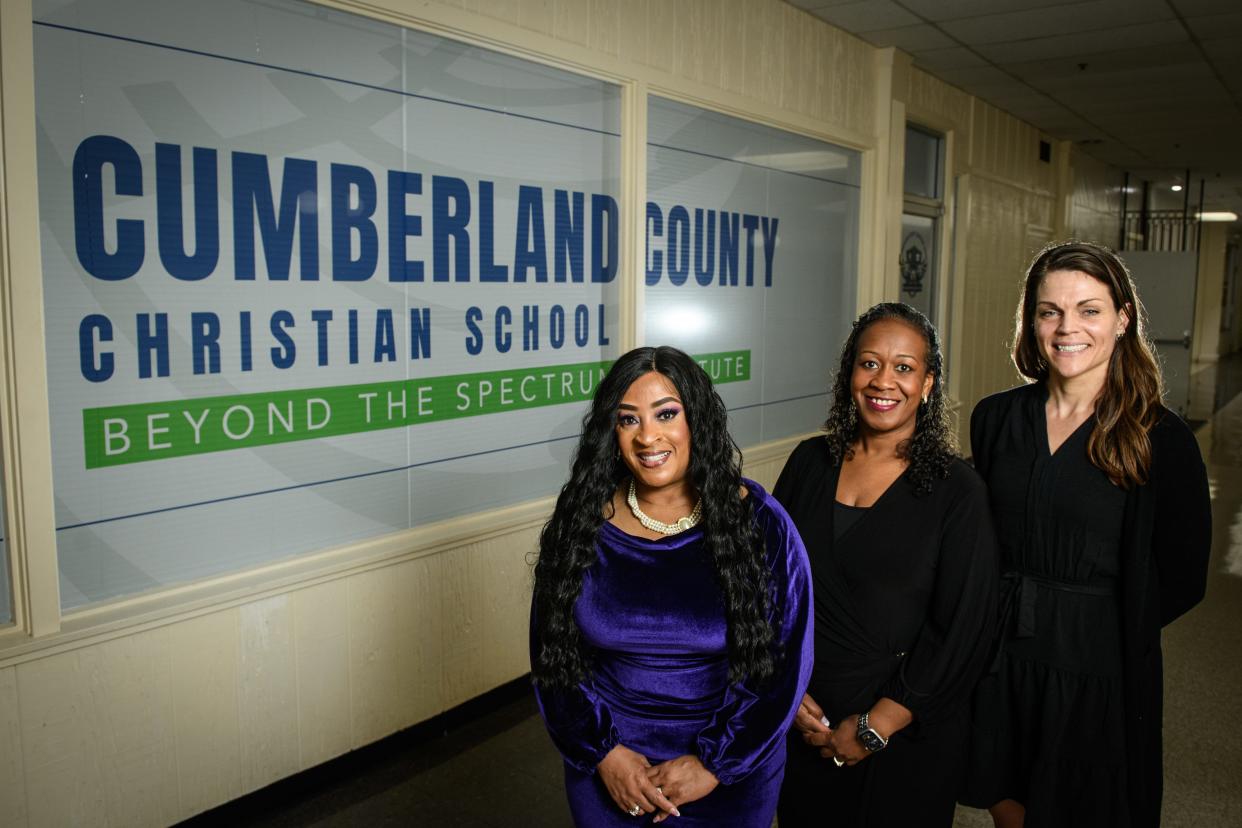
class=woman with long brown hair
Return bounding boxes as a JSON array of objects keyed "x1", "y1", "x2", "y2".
[{"x1": 961, "y1": 241, "x2": 1212, "y2": 828}]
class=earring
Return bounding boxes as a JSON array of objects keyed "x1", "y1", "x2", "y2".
[{"x1": 922, "y1": 395, "x2": 929, "y2": 405}]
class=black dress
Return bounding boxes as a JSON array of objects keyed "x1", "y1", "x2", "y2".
[
  {"x1": 773, "y1": 438, "x2": 997, "y2": 828},
  {"x1": 962, "y1": 383, "x2": 1212, "y2": 827},
  {"x1": 961, "y1": 383, "x2": 1129, "y2": 823}
]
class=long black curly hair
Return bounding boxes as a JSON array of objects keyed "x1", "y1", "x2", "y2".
[
  {"x1": 822, "y1": 302, "x2": 956, "y2": 494},
  {"x1": 531, "y1": 345, "x2": 777, "y2": 689}
]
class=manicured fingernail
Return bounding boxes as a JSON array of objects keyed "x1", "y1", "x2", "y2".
[{"x1": 820, "y1": 716, "x2": 831, "y2": 727}]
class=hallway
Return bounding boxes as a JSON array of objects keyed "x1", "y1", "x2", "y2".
[{"x1": 184, "y1": 361, "x2": 1242, "y2": 828}]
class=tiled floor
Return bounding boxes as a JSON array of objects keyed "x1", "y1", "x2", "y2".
[{"x1": 185, "y1": 356, "x2": 1242, "y2": 828}]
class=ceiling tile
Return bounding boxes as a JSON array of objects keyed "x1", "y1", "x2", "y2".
[
  {"x1": 911, "y1": 46, "x2": 990, "y2": 72},
  {"x1": 1033, "y1": 63, "x2": 1218, "y2": 94},
  {"x1": 1201, "y1": 37, "x2": 1242, "y2": 62},
  {"x1": 1185, "y1": 11, "x2": 1242, "y2": 39},
  {"x1": 897, "y1": 0, "x2": 1093, "y2": 23},
  {"x1": 931, "y1": 64, "x2": 1019, "y2": 89},
  {"x1": 1169, "y1": 0, "x2": 1242, "y2": 15},
  {"x1": 971, "y1": 22, "x2": 1188, "y2": 65},
  {"x1": 808, "y1": 1, "x2": 921, "y2": 32},
  {"x1": 861, "y1": 23, "x2": 957, "y2": 51},
  {"x1": 783, "y1": 0, "x2": 859, "y2": 10},
  {"x1": 938, "y1": 0, "x2": 1172, "y2": 45},
  {"x1": 1002, "y1": 43, "x2": 1202, "y2": 82}
]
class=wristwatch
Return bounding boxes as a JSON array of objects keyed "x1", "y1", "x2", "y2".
[{"x1": 857, "y1": 711, "x2": 889, "y2": 753}]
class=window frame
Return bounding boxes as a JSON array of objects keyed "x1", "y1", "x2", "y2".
[{"x1": 0, "y1": 0, "x2": 878, "y2": 651}]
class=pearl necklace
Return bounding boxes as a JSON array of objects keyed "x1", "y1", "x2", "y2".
[{"x1": 627, "y1": 479, "x2": 702, "y2": 535}]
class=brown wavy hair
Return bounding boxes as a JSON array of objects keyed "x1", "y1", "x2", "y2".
[{"x1": 1012, "y1": 241, "x2": 1163, "y2": 488}]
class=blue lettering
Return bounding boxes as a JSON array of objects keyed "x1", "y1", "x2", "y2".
[
  {"x1": 137, "y1": 313, "x2": 170, "y2": 379},
  {"x1": 554, "y1": 190, "x2": 584, "y2": 283},
  {"x1": 495, "y1": 305, "x2": 512, "y2": 353},
  {"x1": 387, "y1": 171, "x2": 423, "y2": 282},
  {"x1": 270, "y1": 310, "x2": 296, "y2": 369},
  {"x1": 190, "y1": 312, "x2": 221, "y2": 375},
  {"x1": 348, "y1": 309, "x2": 360, "y2": 364},
  {"x1": 742, "y1": 214, "x2": 760, "y2": 286},
  {"x1": 330, "y1": 163, "x2": 378, "y2": 282},
  {"x1": 410, "y1": 308, "x2": 431, "y2": 359},
  {"x1": 719, "y1": 211, "x2": 739, "y2": 286},
  {"x1": 522, "y1": 305, "x2": 539, "y2": 351},
  {"x1": 479, "y1": 181, "x2": 508, "y2": 283},
  {"x1": 73, "y1": 135, "x2": 144, "y2": 281},
  {"x1": 550, "y1": 305, "x2": 565, "y2": 349},
  {"x1": 311, "y1": 309, "x2": 333, "y2": 366},
  {"x1": 645, "y1": 202, "x2": 663, "y2": 285},
  {"x1": 239, "y1": 311, "x2": 253, "y2": 372},
  {"x1": 573, "y1": 304, "x2": 589, "y2": 348},
  {"x1": 433, "y1": 175, "x2": 471, "y2": 282},
  {"x1": 156, "y1": 143, "x2": 218, "y2": 281},
  {"x1": 597, "y1": 303, "x2": 610, "y2": 346},
  {"x1": 464, "y1": 306, "x2": 484, "y2": 355},
  {"x1": 78, "y1": 314, "x2": 114, "y2": 383},
  {"x1": 762, "y1": 216, "x2": 778, "y2": 286},
  {"x1": 373, "y1": 308, "x2": 396, "y2": 362},
  {"x1": 693, "y1": 208, "x2": 716, "y2": 286},
  {"x1": 514, "y1": 186, "x2": 547, "y2": 282},
  {"x1": 232, "y1": 152, "x2": 319, "y2": 280},
  {"x1": 667, "y1": 206, "x2": 690, "y2": 286},
  {"x1": 591, "y1": 194, "x2": 618, "y2": 283}
]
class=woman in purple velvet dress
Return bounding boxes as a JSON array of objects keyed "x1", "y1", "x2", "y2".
[{"x1": 530, "y1": 345, "x2": 813, "y2": 826}]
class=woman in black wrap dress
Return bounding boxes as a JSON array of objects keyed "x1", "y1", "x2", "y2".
[
  {"x1": 776, "y1": 303, "x2": 997, "y2": 827},
  {"x1": 961, "y1": 241, "x2": 1212, "y2": 828}
]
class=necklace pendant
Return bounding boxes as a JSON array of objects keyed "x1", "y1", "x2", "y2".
[{"x1": 627, "y1": 479, "x2": 702, "y2": 535}]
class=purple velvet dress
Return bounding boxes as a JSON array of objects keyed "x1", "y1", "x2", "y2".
[{"x1": 533, "y1": 480, "x2": 813, "y2": 826}]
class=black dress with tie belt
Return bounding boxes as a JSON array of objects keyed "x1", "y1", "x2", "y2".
[{"x1": 962, "y1": 382, "x2": 1211, "y2": 828}]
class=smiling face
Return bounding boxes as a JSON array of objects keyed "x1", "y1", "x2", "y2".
[
  {"x1": 1034, "y1": 269, "x2": 1128, "y2": 387},
  {"x1": 615, "y1": 371, "x2": 692, "y2": 495},
  {"x1": 850, "y1": 318, "x2": 934, "y2": 441}
]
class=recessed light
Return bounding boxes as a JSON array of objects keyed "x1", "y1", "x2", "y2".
[{"x1": 1171, "y1": 184, "x2": 1183, "y2": 192}]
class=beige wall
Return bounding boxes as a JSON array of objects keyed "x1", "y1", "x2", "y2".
[
  {"x1": 0, "y1": 1, "x2": 1125, "y2": 825},
  {"x1": 1065, "y1": 147, "x2": 1124, "y2": 247}
]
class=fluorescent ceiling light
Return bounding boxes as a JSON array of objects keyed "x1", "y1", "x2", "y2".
[{"x1": 1197, "y1": 211, "x2": 1238, "y2": 222}]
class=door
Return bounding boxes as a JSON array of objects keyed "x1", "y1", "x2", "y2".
[{"x1": 1123, "y1": 251, "x2": 1197, "y2": 417}]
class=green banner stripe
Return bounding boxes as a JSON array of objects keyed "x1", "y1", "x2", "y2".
[{"x1": 82, "y1": 350, "x2": 751, "y2": 468}]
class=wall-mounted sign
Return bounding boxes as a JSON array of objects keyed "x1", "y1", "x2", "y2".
[{"x1": 34, "y1": 0, "x2": 636, "y2": 608}]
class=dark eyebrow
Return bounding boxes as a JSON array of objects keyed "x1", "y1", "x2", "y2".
[
  {"x1": 1037, "y1": 298, "x2": 1105, "y2": 308},
  {"x1": 617, "y1": 396, "x2": 681, "y2": 411},
  {"x1": 859, "y1": 348, "x2": 919, "y2": 361}
]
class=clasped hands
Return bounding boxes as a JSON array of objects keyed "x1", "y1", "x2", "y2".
[
  {"x1": 792, "y1": 693, "x2": 870, "y2": 766},
  {"x1": 597, "y1": 744, "x2": 718, "y2": 822}
]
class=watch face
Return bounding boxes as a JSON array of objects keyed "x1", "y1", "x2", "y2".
[{"x1": 859, "y1": 728, "x2": 886, "y2": 752}]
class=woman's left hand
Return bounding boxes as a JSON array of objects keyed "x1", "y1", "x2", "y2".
[{"x1": 646, "y1": 755, "x2": 718, "y2": 822}]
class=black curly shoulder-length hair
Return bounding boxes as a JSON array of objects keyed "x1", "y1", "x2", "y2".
[
  {"x1": 822, "y1": 302, "x2": 957, "y2": 494},
  {"x1": 531, "y1": 345, "x2": 777, "y2": 689}
]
